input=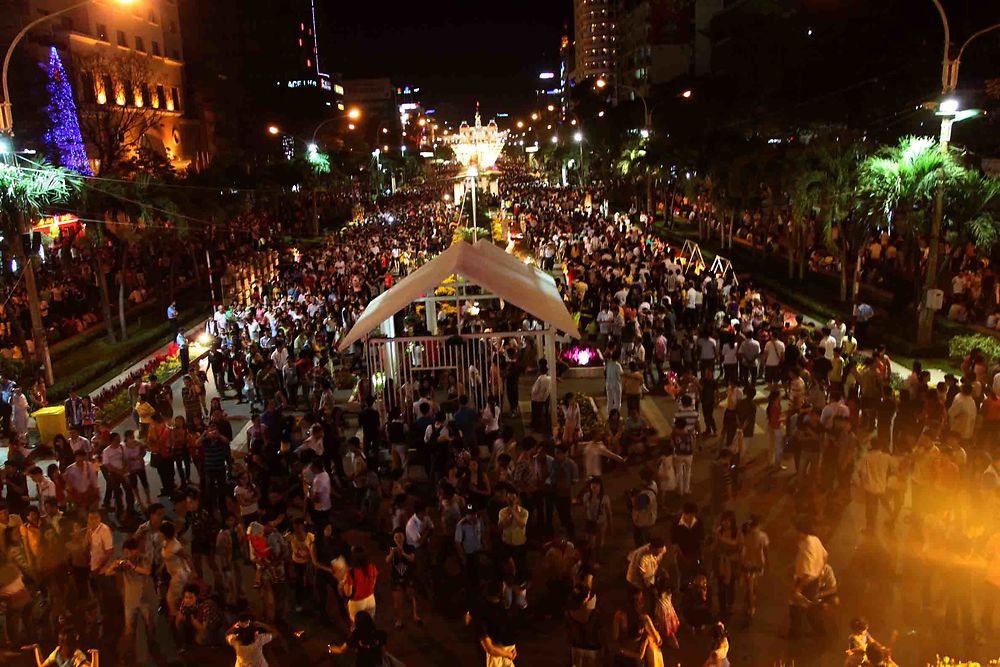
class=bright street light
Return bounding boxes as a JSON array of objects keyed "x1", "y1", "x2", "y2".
[
  {"x1": 547, "y1": 104, "x2": 555, "y2": 112},
  {"x1": 347, "y1": 107, "x2": 361, "y2": 120},
  {"x1": 681, "y1": 89, "x2": 693, "y2": 99},
  {"x1": 307, "y1": 142, "x2": 318, "y2": 153},
  {"x1": 595, "y1": 79, "x2": 607, "y2": 89},
  {"x1": 531, "y1": 113, "x2": 539, "y2": 121},
  {"x1": 640, "y1": 128, "x2": 650, "y2": 139},
  {"x1": 939, "y1": 98, "x2": 959, "y2": 114},
  {"x1": 551, "y1": 135, "x2": 558, "y2": 144},
  {"x1": 573, "y1": 132, "x2": 583, "y2": 143},
  {"x1": 267, "y1": 125, "x2": 280, "y2": 135},
  {"x1": 2, "y1": 0, "x2": 136, "y2": 133},
  {"x1": 348, "y1": 123, "x2": 356, "y2": 130},
  {"x1": 516, "y1": 121, "x2": 524, "y2": 128}
]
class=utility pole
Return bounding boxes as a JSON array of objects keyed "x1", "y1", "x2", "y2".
[
  {"x1": 13, "y1": 213, "x2": 53, "y2": 384},
  {"x1": 917, "y1": 0, "x2": 1000, "y2": 347}
]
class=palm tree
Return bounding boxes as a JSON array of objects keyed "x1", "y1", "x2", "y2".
[
  {"x1": 857, "y1": 136, "x2": 962, "y2": 308},
  {"x1": 944, "y1": 169, "x2": 1000, "y2": 250},
  {"x1": 616, "y1": 139, "x2": 661, "y2": 217},
  {"x1": 810, "y1": 141, "x2": 864, "y2": 300},
  {"x1": 0, "y1": 158, "x2": 81, "y2": 382}
]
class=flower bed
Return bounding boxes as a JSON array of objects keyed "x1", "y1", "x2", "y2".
[{"x1": 93, "y1": 347, "x2": 183, "y2": 424}]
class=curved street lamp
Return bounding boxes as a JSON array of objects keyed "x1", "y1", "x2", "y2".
[{"x1": 2, "y1": 0, "x2": 137, "y2": 134}]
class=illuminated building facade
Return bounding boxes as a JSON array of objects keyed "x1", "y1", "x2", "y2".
[
  {"x1": 447, "y1": 109, "x2": 507, "y2": 170},
  {"x1": 177, "y1": 0, "x2": 344, "y2": 162},
  {"x1": 12, "y1": 0, "x2": 199, "y2": 169},
  {"x1": 573, "y1": 0, "x2": 617, "y2": 85}
]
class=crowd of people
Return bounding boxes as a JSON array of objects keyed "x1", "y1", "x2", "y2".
[
  {"x1": 1, "y1": 166, "x2": 999, "y2": 667},
  {"x1": 0, "y1": 198, "x2": 321, "y2": 365}
]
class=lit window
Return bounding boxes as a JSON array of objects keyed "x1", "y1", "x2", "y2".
[
  {"x1": 306, "y1": 59, "x2": 311, "y2": 67},
  {"x1": 95, "y1": 77, "x2": 107, "y2": 104}
]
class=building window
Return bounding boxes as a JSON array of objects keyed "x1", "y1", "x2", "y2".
[
  {"x1": 117, "y1": 30, "x2": 127, "y2": 46},
  {"x1": 155, "y1": 84, "x2": 166, "y2": 109},
  {"x1": 140, "y1": 83, "x2": 151, "y2": 107},
  {"x1": 135, "y1": 36, "x2": 145, "y2": 52},
  {"x1": 168, "y1": 20, "x2": 177, "y2": 33},
  {"x1": 96, "y1": 23, "x2": 108, "y2": 41},
  {"x1": 172, "y1": 49, "x2": 180, "y2": 60},
  {"x1": 80, "y1": 72, "x2": 96, "y2": 103},
  {"x1": 151, "y1": 40, "x2": 160, "y2": 56},
  {"x1": 98, "y1": 74, "x2": 113, "y2": 104},
  {"x1": 123, "y1": 79, "x2": 133, "y2": 105},
  {"x1": 169, "y1": 87, "x2": 179, "y2": 111},
  {"x1": 148, "y1": 10, "x2": 157, "y2": 23}
]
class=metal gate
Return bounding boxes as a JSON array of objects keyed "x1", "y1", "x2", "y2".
[{"x1": 363, "y1": 329, "x2": 558, "y2": 419}]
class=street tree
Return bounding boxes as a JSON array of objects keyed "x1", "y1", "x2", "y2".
[
  {"x1": 857, "y1": 136, "x2": 962, "y2": 309},
  {"x1": 0, "y1": 158, "x2": 81, "y2": 383},
  {"x1": 73, "y1": 52, "x2": 165, "y2": 174}
]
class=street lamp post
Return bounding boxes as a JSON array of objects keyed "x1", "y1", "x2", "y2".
[
  {"x1": 916, "y1": 0, "x2": 1000, "y2": 347},
  {"x1": 2, "y1": 0, "x2": 135, "y2": 134},
  {"x1": 596, "y1": 78, "x2": 651, "y2": 133},
  {"x1": 573, "y1": 131, "x2": 585, "y2": 184},
  {"x1": 467, "y1": 166, "x2": 479, "y2": 243},
  {"x1": 1, "y1": 0, "x2": 133, "y2": 384},
  {"x1": 305, "y1": 107, "x2": 361, "y2": 237}
]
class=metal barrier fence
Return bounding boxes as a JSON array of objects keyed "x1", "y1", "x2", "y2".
[{"x1": 363, "y1": 329, "x2": 558, "y2": 421}]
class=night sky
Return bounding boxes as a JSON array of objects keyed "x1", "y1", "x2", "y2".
[{"x1": 323, "y1": 0, "x2": 571, "y2": 124}]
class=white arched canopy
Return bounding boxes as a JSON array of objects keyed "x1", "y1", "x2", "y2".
[{"x1": 337, "y1": 239, "x2": 580, "y2": 351}]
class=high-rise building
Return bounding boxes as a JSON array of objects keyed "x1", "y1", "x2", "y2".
[
  {"x1": 618, "y1": 0, "x2": 695, "y2": 94},
  {"x1": 5, "y1": 0, "x2": 202, "y2": 170},
  {"x1": 177, "y1": 0, "x2": 345, "y2": 162},
  {"x1": 573, "y1": 0, "x2": 617, "y2": 85}
]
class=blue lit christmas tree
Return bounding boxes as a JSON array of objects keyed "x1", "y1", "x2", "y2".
[{"x1": 43, "y1": 47, "x2": 92, "y2": 175}]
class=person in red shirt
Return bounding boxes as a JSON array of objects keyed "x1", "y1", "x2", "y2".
[{"x1": 344, "y1": 545, "x2": 378, "y2": 626}]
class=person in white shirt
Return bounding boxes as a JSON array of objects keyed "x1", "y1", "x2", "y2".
[
  {"x1": 67, "y1": 427, "x2": 92, "y2": 455},
  {"x1": 295, "y1": 424, "x2": 325, "y2": 457},
  {"x1": 529, "y1": 359, "x2": 553, "y2": 432},
  {"x1": 309, "y1": 459, "x2": 333, "y2": 525},
  {"x1": 405, "y1": 502, "x2": 434, "y2": 550},
  {"x1": 581, "y1": 440, "x2": 626, "y2": 478},
  {"x1": 948, "y1": 383, "x2": 978, "y2": 444},
  {"x1": 270, "y1": 342, "x2": 289, "y2": 372},
  {"x1": 100, "y1": 432, "x2": 129, "y2": 516},
  {"x1": 27, "y1": 466, "x2": 57, "y2": 515},
  {"x1": 789, "y1": 519, "x2": 828, "y2": 637},
  {"x1": 856, "y1": 440, "x2": 897, "y2": 533},
  {"x1": 626, "y1": 537, "x2": 667, "y2": 591},
  {"x1": 762, "y1": 337, "x2": 785, "y2": 388},
  {"x1": 819, "y1": 328, "x2": 838, "y2": 360}
]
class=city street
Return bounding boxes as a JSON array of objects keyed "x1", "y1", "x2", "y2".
[{"x1": 2, "y1": 2, "x2": 1000, "y2": 667}]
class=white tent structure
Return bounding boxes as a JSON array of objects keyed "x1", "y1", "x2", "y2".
[
  {"x1": 338, "y1": 239, "x2": 580, "y2": 428},
  {"x1": 337, "y1": 239, "x2": 580, "y2": 351}
]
